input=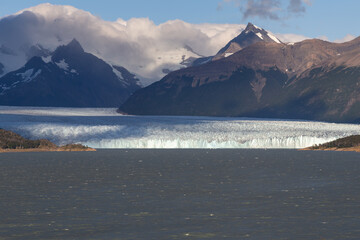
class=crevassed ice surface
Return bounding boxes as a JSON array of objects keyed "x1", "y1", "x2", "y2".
[{"x1": 1, "y1": 106, "x2": 360, "y2": 149}]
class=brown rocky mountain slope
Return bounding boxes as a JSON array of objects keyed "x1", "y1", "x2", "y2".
[{"x1": 119, "y1": 31, "x2": 360, "y2": 123}]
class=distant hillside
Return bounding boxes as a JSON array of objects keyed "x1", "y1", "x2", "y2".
[
  {"x1": 308, "y1": 135, "x2": 360, "y2": 151},
  {"x1": 0, "y1": 129, "x2": 94, "y2": 152},
  {"x1": 0, "y1": 129, "x2": 56, "y2": 150}
]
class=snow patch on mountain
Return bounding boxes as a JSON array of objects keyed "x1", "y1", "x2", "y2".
[
  {"x1": 112, "y1": 67, "x2": 124, "y2": 80},
  {"x1": 55, "y1": 59, "x2": 69, "y2": 71},
  {"x1": 0, "y1": 68, "x2": 42, "y2": 94},
  {"x1": 256, "y1": 32, "x2": 263, "y2": 40},
  {"x1": 16, "y1": 69, "x2": 34, "y2": 80},
  {"x1": 42, "y1": 56, "x2": 52, "y2": 63},
  {"x1": 253, "y1": 24, "x2": 262, "y2": 30},
  {"x1": 16, "y1": 69, "x2": 41, "y2": 82},
  {"x1": 267, "y1": 31, "x2": 281, "y2": 43}
]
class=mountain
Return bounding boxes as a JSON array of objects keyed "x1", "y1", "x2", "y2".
[
  {"x1": 119, "y1": 36, "x2": 360, "y2": 123},
  {"x1": 0, "y1": 3, "x2": 245, "y2": 85},
  {"x1": 213, "y1": 22, "x2": 282, "y2": 60},
  {"x1": 0, "y1": 39, "x2": 141, "y2": 107},
  {"x1": 189, "y1": 23, "x2": 282, "y2": 66}
]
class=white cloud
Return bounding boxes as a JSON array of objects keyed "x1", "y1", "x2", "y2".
[
  {"x1": 316, "y1": 35, "x2": 329, "y2": 41},
  {"x1": 275, "y1": 33, "x2": 310, "y2": 43},
  {"x1": 334, "y1": 34, "x2": 356, "y2": 43},
  {"x1": 0, "y1": 3, "x2": 333, "y2": 85},
  {"x1": 0, "y1": 3, "x2": 244, "y2": 84}
]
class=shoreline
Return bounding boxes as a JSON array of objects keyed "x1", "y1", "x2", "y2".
[
  {"x1": 301, "y1": 146, "x2": 360, "y2": 153},
  {"x1": 1, "y1": 129, "x2": 96, "y2": 153},
  {"x1": 2, "y1": 147, "x2": 359, "y2": 153},
  {"x1": 301, "y1": 135, "x2": 360, "y2": 153},
  {"x1": 0, "y1": 147, "x2": 96, "y2": 153}
]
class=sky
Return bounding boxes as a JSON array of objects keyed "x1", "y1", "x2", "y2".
[{"x1": 0, "y1": 0, "x2": 359, "y2": 42}]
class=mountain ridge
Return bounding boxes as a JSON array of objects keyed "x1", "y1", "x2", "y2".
[
  {"x1": 119, "y1": 33, "x2": 360, "y2": 123},
  {"x1": 0, "y1": 3, "x2": 247, "y2": 84},
  {"x1": 0, "y1": 39, "x2": 141, "y2": 107},
  {"x1": 213, "y1": 22, "x2": 282, "y2": 61}
]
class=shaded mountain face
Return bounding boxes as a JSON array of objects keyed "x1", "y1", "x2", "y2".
[
  {"x1": 0, "y1": 39, "x2": 141, "y2": 107},
  {"x1": 26, "y1": 44, "x2": 52, "y2": 61},
  {"x1": 119, "y1": 36, "x2": 360, "y2": 123}
]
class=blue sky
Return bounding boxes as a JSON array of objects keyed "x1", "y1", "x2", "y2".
[{"x1": 0, "y1": 0, "x2": 359, "y2": 42}]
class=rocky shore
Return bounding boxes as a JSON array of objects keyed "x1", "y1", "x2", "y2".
[
  {"x1": 0, "y1": 129, "x2": 95, "y2": 153},
  {"x1": 303, "y1": 135, "x2": 360, "y2": 152}
]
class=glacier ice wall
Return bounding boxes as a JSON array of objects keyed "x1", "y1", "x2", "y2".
[{"x1": 1, "y1": 106, "x2": 360, "y2": 149}]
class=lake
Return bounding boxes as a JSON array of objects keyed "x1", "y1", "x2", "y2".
[{"x1": 1, "y1": 149, "x2": 359, "y2": 239}]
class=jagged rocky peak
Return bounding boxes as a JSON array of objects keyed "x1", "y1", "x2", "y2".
[
  {"x1": 242, "y1": 22, "x2": 281, "y2": 43},
  {"x1": 53, "y1": 38, "x2": 85, "y2": 57},
  {"x1": 24, "y1": 56, "x2": 45, "y2": 68},
  {"x1": 244, "y1": 22, "x2": 261, "y2": 32},
  {"x1": 0, "y1": 37, "x2": 141, "y2": 107},
  {"x1": 51, "y1": 38, "x2": 85, "y2": 64},
  {"x1": 65, "y1": 38, "x2": 84, "y2": 52},
  {"x1": 213, "y1": 22, "x2": 282, "y2": 60}
]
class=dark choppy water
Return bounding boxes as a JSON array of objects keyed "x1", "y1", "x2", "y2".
[{"x1": 0, "y1": 149, "x2": 360, "y2": 239}]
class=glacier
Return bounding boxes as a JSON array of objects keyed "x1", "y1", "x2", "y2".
[{"x1": 1, "y1": 106, "x2": 360, "y2": 149}]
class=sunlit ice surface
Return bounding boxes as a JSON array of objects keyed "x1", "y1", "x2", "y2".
[{"x1": 1, "y1": 106, "x2": 359, "y2": 149}]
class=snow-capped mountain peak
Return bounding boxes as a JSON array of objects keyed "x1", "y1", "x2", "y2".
[
  {"x1": 213, "y1": 22, "x2": 282, "y2": 60},
  {"x1": 242, "y1": 23, "x2": 281, "y2": 43},
  {"x1": 0, "y1": 39, "x2": 142, "y2": 106},
  {"x1": 244, "y1": 22, "x2": 262, "y2": 32}
]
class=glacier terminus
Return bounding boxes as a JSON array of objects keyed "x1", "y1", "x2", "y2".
[{"x1": 1, "y1": 106, "x2": 359, "y2": 149}]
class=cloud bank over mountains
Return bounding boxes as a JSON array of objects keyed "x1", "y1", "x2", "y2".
[
  {"x1": 0, "y1": 3, "x2": 351, "y2": 84},
  {"x1": 0, "y1": 4, "x2": 246, "y2": 83}
]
